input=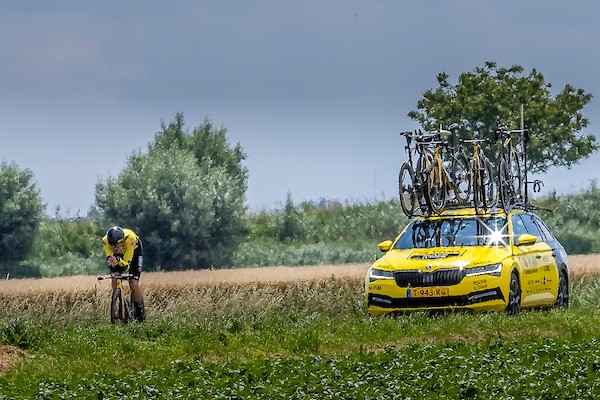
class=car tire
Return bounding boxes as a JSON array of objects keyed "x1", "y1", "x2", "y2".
[
  {"x1": 506, "y1": 271, "x2": 521, "y2": 315},
  {"x1": 555, "y1": 270, "x2": 569, "y2": 308}
]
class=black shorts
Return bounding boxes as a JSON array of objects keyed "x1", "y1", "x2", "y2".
[{"x1": 113, "y1": 239, "x2": 144, "y2": 281}]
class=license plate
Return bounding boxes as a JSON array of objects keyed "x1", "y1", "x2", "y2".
[{"x1": 407, "y1": 287, "x2": 449, "y2": 298}]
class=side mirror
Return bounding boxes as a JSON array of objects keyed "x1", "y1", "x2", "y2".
[
  {"x1": 378, "y1": 240, "x2": 393, "y2": 252},
  {"x1": 516, "y1": 233, "x2": 537, "y2": 246}
]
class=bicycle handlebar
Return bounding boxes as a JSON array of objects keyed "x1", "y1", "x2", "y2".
[
  {"x1": 499, "y1": 128, "x2": 528, "y2": 136},
  {"x1": 97, "y1": 275, "x2": 131, "y2": 281},
  {"x1": 422, "y1": 140, "x2": 447, "y2": 147},
  {"x1": 400, "y1": 132, "x2": 438, "y2": 140},
  {"x1": 461, "y1": 138, "x2": 489, "y2": 144},
  {"x1": 430, "y1": 129, "x2": 452, "y2": 137}
]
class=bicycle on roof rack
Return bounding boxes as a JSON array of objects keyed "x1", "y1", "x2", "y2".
[
  {"x1": 398, "y1": 127, "x2": 469, "y2": 216},
  {"x1": 494, "y1": 119, "x2": 527, "y2": 210},
  {"x1": 423, "y1": 125, "x2": 470, "y2": 214},
  {"x1": 398, "y1": 130, "x2": 435, "y2": 217},
  {"x1": 460, "y1": 121, "x2": 495, "y2": 214}
]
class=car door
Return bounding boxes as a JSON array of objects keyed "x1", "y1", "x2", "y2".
[
  {"x1": 532, "y1": 214, "x2": 563, "y2": 297},
  {"x1": 511, "y1": 214, "x2": 537, "y2": 301},
  {"x1": 512, "y1": 213, "x2": 557, "y2": 305}
]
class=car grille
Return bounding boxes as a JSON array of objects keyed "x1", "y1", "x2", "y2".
[{"x1": 394, "y1": 268, "x2": 466, "y2": 287}]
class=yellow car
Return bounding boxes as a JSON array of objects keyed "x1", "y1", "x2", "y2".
[{"x1": 366, "y1": 207, "x2": 569, "y2": 315}]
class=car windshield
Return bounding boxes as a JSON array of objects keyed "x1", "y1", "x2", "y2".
[{"x1": 394, "y1": 216, "x2": 508, "y2": 249}]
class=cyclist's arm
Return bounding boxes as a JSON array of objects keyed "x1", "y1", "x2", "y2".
[
  {"x1": 102, "y1": 238, "x2": 119, "y2": 268},
  {"x1": 114, "y1": 235, "x2": 137, "y2": 270}
]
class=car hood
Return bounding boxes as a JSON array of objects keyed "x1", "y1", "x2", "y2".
[{"x1": 376, "y1": 245, "x2": 513, "y2": 271}]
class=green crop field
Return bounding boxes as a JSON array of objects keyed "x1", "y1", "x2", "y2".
[{"x1": 1, "y1": 261, "x2": 600, "y2": 399}]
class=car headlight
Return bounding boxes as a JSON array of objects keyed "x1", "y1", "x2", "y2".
[
  {"x1": 465, "y1": 263, "x2": 502, "y2": 277},
  {"x1": 369, "y1": 268, "x2": 395, "y2": 282}
]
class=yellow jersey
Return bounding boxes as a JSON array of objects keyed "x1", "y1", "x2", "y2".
[{"x1": 102, "y1": 228, "x2": 140, "y2": 270}]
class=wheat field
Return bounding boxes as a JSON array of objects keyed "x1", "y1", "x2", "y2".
[
  {"x1": 1, "y1": 255, "x2": 599, "y2": 295},
  {"x1": 0, "y1": 263, "x2": 370, "y2": 295},
  {"x1": 0, "y1": 256, "x2": 597, "y2": 324}
]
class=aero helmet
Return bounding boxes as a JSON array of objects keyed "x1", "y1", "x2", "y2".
[{"x1": 106, "y1": 226, "x2": 125, "y2": 245}]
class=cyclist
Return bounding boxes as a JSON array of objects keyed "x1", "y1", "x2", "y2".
[{"x1": 102, "y1": 226, "x2": 146, "y2": 322}]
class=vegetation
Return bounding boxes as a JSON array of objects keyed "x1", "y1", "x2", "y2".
[
  {"x1": 0, "y1": 162, "x2": 44, "y2": 278},
  {"x1": 232, "y1": 197, "x2": 407, "y2": 267},
  {"x1": 2, "y1": 271, "x2": 600, "y2": 398},
  {"x1": 95, "y1": 113, "x2": 249, "y2": 270},
  {"x1": 408, "y1": 61, "x2": 598, "y2": 173},
  {"x1": 8, "y1": 182, "x2": 600, "y2": 277},
  {"x1": 1, "y1": 107, "x2": 597, "y2": 277},
  {"x1": 28, "y1": 214, "x2": 106, "y2": 278},
  {"x1": 536, "y1": 181, "x2": 600, "y2": 254}
]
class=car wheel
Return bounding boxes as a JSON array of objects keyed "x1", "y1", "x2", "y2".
[
  {"x1": 506, "y1": 271, "x2": 521, "y2": 315},
  {"x1": 555, "y1": 270, "x2": 569, "y2": 308}
]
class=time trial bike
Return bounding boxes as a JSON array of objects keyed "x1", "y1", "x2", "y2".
[
  {"x1": 461, "y1": 122, "x2": 495, "y2": 213},
  {"x1": 424, "y1": 125, "x2": 470, "y2": 214},
  {"x1": 495, "y1": 120, "x2": 527, "y2": 210},
  {"x1": 97, "y1": 274, "x2": 134, "y2": 324},
  {"x1": 398, "y1": 130, "x2": 435, "y2": 216}
]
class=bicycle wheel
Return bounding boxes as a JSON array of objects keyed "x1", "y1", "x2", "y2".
[
  {"x1": 472, "y1": 158, "x2": 484, "y2": 214},
  {"x1": 111, "y1": 287, "x2": 126, "y2": 324},
  {"x1": 415, "y1": 152, "x2": 433, "y2": 213},
  {"x1": 425, "y1": 158, "x2": 446, "y2": 214},
  {"x1": 451, "y1": 151, "x2": 470, "y2": 205},
  {"x1": 483, "y1": 158, "x2": 495, "y2": 207},
  {"x1": 498, "y1": 158, "x2": 513, "y2": 210},
  {"x1": 508, "y1": 148, "x2": 523, "y2": 202},
  {"x1": 125, "y1": 297, "x2": 133, "y2": 324},
  {"x1": 399, "y1": 163, "x2": 416, "y2": 216}
]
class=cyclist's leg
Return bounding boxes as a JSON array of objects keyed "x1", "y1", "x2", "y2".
[{"x1": 128, "y1": 241, "x2": 146, "y2": 322}]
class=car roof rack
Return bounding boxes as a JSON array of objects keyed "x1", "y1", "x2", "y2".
[
  {"x1": 505, "y1": 201, "x2": 552, "y2": 213},
  {"x1": 406, "y1": 199, "x2": 552, "y2": 219}
]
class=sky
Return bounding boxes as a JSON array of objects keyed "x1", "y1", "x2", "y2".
[{"x1": 1, "y1": 1, "x2": 600, "y2": 215}]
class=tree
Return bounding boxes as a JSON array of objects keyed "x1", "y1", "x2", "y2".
[
  {"x1": 278, "y1": 192, "x2": 302, "y2": 242},
  {"x1": 0, "y1": 161, "x2": 44, "y2": 276},
  {"x1": 95, "y1": 113, "x2": 248, "y2": 270},
  {"x1": 408, "y1": 62, "x2": 598, "y2": 173}
]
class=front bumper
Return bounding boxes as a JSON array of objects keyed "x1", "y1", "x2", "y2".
[
  {"x1": 366, "y1": 273, "x2": 509, "y2": 315},
  {"x1": 368, "y1": 287, "x2": 504, "y2": 309}
]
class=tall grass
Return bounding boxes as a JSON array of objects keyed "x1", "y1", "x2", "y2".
[
  {"x1": 2, "y1": 269, "x2": 600, "y2": 398},
  {"x1": 1, "y1": 269, "x2": 600, "y2": 353}
]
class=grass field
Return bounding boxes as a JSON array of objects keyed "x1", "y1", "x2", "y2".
[{"x1": 1, "y1": 255, "x2": 600, "y2": 398}]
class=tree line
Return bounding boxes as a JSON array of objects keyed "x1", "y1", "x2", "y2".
[{"x1": 0, "y1": 62, "x2": 597, "y2": 277}]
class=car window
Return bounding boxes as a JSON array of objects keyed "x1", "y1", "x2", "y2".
[
  {"x1": 394, "y1": 217, "x2": 508, "y2": 249},
  {"x1": 521, "y1": 214, "x2": 543, "y2": 239},
  {"x1": 440, "y1": 219, "x2": 478, "y2": 246},
  {"x1": 511, "y1": 215, "x2": 529, "y2": 241},
  {"x1": 533, "y1": 215, "x2": 555, "y2": 242},
  {"x1": 480, "y1": 216, "x2": 509, "y2": 246}
]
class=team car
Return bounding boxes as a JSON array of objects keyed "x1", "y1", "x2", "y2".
[{"x1": 366, "y1": 207, "x2": 569, "y2": 315}]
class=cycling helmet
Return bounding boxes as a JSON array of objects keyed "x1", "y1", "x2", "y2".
[{"x1": 106, "y1": 226, "x2": 125, "y2": 245}]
